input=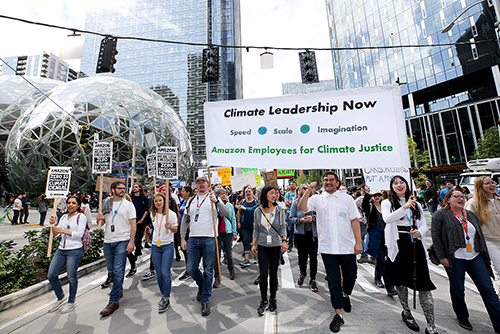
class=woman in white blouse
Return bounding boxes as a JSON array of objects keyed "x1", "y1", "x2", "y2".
[
  {"x1": 47, "y1": 195, "x2": 87, "y2": 314},
  {"x1": 382, "y1": 176, "x2": 438, "y2": 334}
]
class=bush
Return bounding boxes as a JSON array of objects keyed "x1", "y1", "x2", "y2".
[{"x1": 0, "y1": 242, "x2": 38, "y2": 296}]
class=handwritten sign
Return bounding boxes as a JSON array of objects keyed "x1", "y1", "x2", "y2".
[
  {"x1": 146, "y1": 153, "x2": 156, "y2": 178},
  {"x1": 262, "y1": 171, "x2": 278, "y2": 189},
  {"x1": 156, "y1": 146, "x2": 178, "y2": 180},
  {"x1": 45, "y1": 167, "x2": 72, "y2": 198},
  {"x1": 363, "y1": 167, "x2": 411, "y2": 192},
  {"x1": 92, "y1": 142, "x2": 113, "y2": 174},
  {"x1": 217, "y1": 167, "x2": 232, "y2": 186}
]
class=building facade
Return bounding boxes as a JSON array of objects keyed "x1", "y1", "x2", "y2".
[
  {"x1": 326, "y1": 0, "x2": 500, "y2": 177},
  {"x1": 0, "y1": 52, "x2": 78, "y2": 82},
  {"x1": 79, "y1": 0, "x2": 243, "y2": 166}
]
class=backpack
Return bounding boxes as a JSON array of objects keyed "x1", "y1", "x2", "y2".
[{"x1": 76, "y1": 213, "x2": 92, "y2": 252}]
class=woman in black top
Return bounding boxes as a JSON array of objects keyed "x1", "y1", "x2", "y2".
[{"x1": 424, "y1": 180, "x2": 439, "y2": 216}]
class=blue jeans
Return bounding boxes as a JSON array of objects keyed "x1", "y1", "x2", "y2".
[
  {"x1": 151, "y1": 242, "x2": 174, "y2": 298},
  {"x1": 427, "y1": 201, "x2": 438, "y2": 216},
  {"x1": 187, "y1": 237, "x2": 215, "y2": 303},
  {"x1": 447, "y1": 255, "x2": 500, "y2": 332},
  {"x1": 103, "y1": 240, "x2": 129, "y2": 303},
  {"x1": 48, "y1": 247, "x2": 84, "y2": 303},
  {"x1": 359, "y1": 222, "x2": 369, "y2": 259},
  {"x1": 240, "y1": 227, "x2": 252, "y2": 253}
]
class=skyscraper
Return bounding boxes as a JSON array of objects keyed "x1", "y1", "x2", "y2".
[
  {"x1": 80, "y1": 0, "x2": 243, "y2": 165},
  {"x1": 326, "y1": 0, "x2": 500, "y2": 175}
]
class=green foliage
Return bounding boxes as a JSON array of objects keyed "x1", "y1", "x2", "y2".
[
  {"x1": 408, "y1": 136, "x2": 430, "y2": 186},
  {"x1": 295, "y1": 174, "x2": 307, "y2": 186},
  {"x1": 307, "y1": 170, "x2": 322, "y2": 185},
  {"x1": 0, "y1": 149, "x2": 10, "y2": 192},
  {"x1": 472, "y1": 126, "x2": 500, "y2": 159}
]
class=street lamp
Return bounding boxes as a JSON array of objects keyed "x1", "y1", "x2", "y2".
[{"x1": 441, "y1": 0, "x2": 499, "y2": 33}]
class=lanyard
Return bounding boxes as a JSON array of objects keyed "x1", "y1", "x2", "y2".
[
  {"x1": 112, "y1": 199, "x2": 124, "y2": 224},
  {"x1": 153, "y1": 213, "x2": 166, "y2": 235},
  {"x1": 450, "y1": 208, "x2": 469, "y2": 240},
  {"x1": 405, "y1": 209, "x2": 414, "y2": 242},
  {"x1": 261, "y1": 208, "x2": 274, "y2": 230},
  {"x1": 194, "y1": 194, "x2": 209, "y2": 222}
]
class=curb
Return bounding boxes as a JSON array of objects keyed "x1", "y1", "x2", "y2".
[{"x1": 0, "y1": 258, "x2": 106, "y2": 312}]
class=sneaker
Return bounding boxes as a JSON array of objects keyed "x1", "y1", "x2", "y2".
[
  {"x1": 329, "y1": 314, "x2": 344, "y2": 333},
  {"x1": 158, "y1": 297, "x2": 170, "y2": 313},
  {"x1": 126, "y1": 268, "x2": 137, "y2": 278},
  {"x1": 387, "y1": 286, "x2": 397, "y2": 297},
  {"x1": 297, "y1": 274, "x2": 305, "y2": 286},
  {"x1": 48, "y1": 297, "x2": 67, "y2": 313},
  {"x1": 309, "y1": 280, "x2": 319, "y2": 292},
  {"x1": 142, "y1": 271, "x2": 155, "y2": 281},
  {"x1": 251, "y1": 257, "x2": 258, "y2": 264},
  {"x1": 374, "y1": 279, "x2": 385, "y2": 288},
  {"x1": 357, "y1": 257, "x2": 369, "y2": 263},
  {"x1": 201, "y1": 302, "x2": 210, "y2": 316},
  {"x1": 61, "y1": 302, "x2": 77, "y2": 314},
  {"x1": 179, "y1": 271, "x2": 190, "y2": 280},
  {"x1": 101, "y1": 277, "x2": 113, "y2": 288},
  {"x1": 229, "y1": 270, "x2": 235, "y2": 280},
  {"x1": 239, "y1": 259, "x2": 251, "y2": 267},
  {"x1": 213, "y1": 278, "x2": 221, "y2": 288},
  {"x1": 269, "y1": 299, "x2": 277, "y2": 312},
  {"x1": 343, "y1": 296, "x2": 351, "y2": 313},
  {"x1": 257, "y1": 300, "x2": 268, "y2": 316}
]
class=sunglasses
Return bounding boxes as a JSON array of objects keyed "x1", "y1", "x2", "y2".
[{"x1": 373, "y1": 194, "x2": 382, "y2": 197}]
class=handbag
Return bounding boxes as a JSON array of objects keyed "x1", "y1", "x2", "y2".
[{"x1": 427, "y1": 244, "x2": 440, "y2": 265}]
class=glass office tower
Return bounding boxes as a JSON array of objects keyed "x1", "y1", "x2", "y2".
[
  {"x1": 80, "y1": 0, "x2": 243, "y2": 165},
  {"x1": 326, "y1": 0, "x2": 500, "y2": 174}
]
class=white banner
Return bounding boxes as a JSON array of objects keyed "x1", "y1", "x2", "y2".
[
  {"x1": 204, "y1": 85, "x2": 409, "y2": 169},
  {"x1": 45, "y1": 167, "x2": 72, "y2": 198},
  {"x1": 92, "y1": 142, "x2": 113, "y2": 174},
  {"x1": 363, "y1": 167, "x2": 413, "y2": 193}
]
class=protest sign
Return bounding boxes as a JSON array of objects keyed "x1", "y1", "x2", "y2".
[
  {"x1": 45, "y1": 167, "x2": 72, "y2": 198},
  {"x1": 156, "y1": 146, "x2": 178, "y2": 180},
  {"x1": 146, "y1": 154, "x2": 156, "y2": 178},
  {"x1": 95, "y1": 176, "x2": 127, "y2": 193},
  {"x1": 262, "y1": 171, "x2": 278, "y2": 189},
  {"x1": 363, "y1": 167, "x2": 411, "y2": 192},
  {"x1": 230, "y1": 172, "x2": 257, "y2": 191},
  {"x1": 205, "y1": 85, "x2": 409, "y2": 169},
  {"x1": 217, "y1": 167, "x2": 232, "y2": 186},
  {"x1": 92, "y1": 142, "x2": 113, "y2": 174},
  {"x1": 276, "y1": 169, "x2": 295, "y2": 178}
]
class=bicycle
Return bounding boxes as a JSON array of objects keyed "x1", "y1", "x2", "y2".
[{"x1": 0, "y1": 207, "x2": 13, "y2": 223}]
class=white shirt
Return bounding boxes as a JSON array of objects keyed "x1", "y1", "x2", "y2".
[
  {"x1": 454, "y1": 217, "x2": 479, "y2": 260},
  {"x1": 58, "y1": 213, "x2": 87, "y2": 250},
  {"x1": 104, "y1": 199, "x2": 136, "y2": 243},
  {"x1": 186, "y1": 194, "x2": 217, "y2": 237},
  {"x1": 14, "y1": 198, "x2": 22, "y2": 210},
  {"x1": 305, "y1": 191, "x2": 360, "y2": 255},
  {"x1": 151, "y1": 210, "x2": 178, "y2": 246}
]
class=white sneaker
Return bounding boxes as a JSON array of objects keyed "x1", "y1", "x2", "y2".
[
  {"x1": 61, "y1": 302, "x2": 77, "y2": 314},
  {"x1": 48, "y1": 298, "x2": 67, "y2": 313}
]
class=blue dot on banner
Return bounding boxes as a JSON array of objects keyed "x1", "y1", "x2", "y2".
[
  {"x1": 258, "y1": 126, "x2": 267, "y2": 135},
  {"x1": 300, "y1": 124, "x2": 310, "y2": 134}
]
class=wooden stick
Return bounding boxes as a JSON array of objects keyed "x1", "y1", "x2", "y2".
[
  {"x1": 208, "y1": 167, "x2": 222, "y2": 281},
  {"x1": 98, "y1": 174, "x2": 103, "y2": 229},
  {"x1": 47, "y1": 198, "x2": 58, "y2": 258}
]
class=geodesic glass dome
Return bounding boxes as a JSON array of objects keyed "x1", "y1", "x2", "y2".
[
  {"x1": 6, "y1": 76, "x2": 193, "y2": 192},
  {"x1": 0, "y1": 76, "x2": 62, "y2": 147}
]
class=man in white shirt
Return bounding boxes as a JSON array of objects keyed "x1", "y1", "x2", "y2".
[
  {"x1": 96, "y1": 181, "x2": 136, "y2": 316},
  {"x1": 180, "y1": 176, "x2": 229, "y2": 316},
  {"x1": 298, "y1": 171, "x2": 362, "y2": 333}
]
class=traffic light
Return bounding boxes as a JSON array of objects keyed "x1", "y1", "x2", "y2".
[
  {"x1": 202, "y1": 47, "x2": 219, "y2": 83},
  {"x1": 79, "y1": 125, "x2": 91, "y2": 147},
  {"x1": 96, "y1": 37, "x2": 118, "y2": 74},
  {"x1": 299, "y1": 51, "x2": 319, "y2": 84}
]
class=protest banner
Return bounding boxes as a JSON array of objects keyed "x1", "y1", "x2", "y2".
[
  {"x1": 363, "y1": 167, "x2": 411, "y2": 192},
  {"x1": 217, "y1": 167, "x2": 232, "y2": 186},
  {"x1": 262, "y1": 171, "x2": 278, "y2": 189},
  {"x1": 95, "y1": 176, "x2": 127, "y2": 193},
  {"x1": 45, "y1": 167, "x2": 72, "y2": 257},
  {"x1": 156, "y1": 146, "x2": 178, "y2": 180},
  {"x1": 230, "y1": 171, "x2": 257, "y2": 191},
  {"x1": 276, "y1": 169, "x2": 295, "y2": 178},
  {"x1": 204, "y1": 85, "x2": 409, "y2": 169},
  {"x1": 92, "y1": 142, "x2": 113, "y2": 174}
]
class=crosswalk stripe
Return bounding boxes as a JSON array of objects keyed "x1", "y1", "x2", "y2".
[{"x1": 280, "y1": 252, "x2": 296, "y2": 289}]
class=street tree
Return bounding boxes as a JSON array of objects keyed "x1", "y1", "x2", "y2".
[
  {"x1": 408, "y1": 136, "x2": 430, "y2": 186},
  {"x1": 472, "y1": 126, "x2": 500, "y2": 159}
]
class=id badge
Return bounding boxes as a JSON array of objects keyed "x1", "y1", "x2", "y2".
[
  {"x1": 267, "y1": 235, "x2": 272, "y2": 245},
  {"x1": 157, "y1": 240, "x2": 161, "y2": 247},
  {"x1": 111, "y1": 225, "x2": 115, "y2": 232},
  {"x1": 466, "y1": 243, "x2": 472, "y2": 253}
]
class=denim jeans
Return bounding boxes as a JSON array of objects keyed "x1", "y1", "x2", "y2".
[
  {"x1": 240, "y1": 227, "x2": 252, "y2": 253},
  {"x1": 103, "y1": 240, "x2": 129, "y2": 303},
  {"x1": 427, "y1": 201, "x2": 438, "y2": 216},
  {"x1": 359, "y1": 222, "x2": 369, "y2": 259},
  {"x1": 151, "y1": 242, "x2": 174, "y2": 298},
  {"x1": 187, "y1": 237, "x2": 215, "y2": 303},
  {"x1": 47, "y1": 247, "x2": 84, "y2": 303},
  {"x1": 446, "y1": 255, "x2": 500, "y2": 333}
]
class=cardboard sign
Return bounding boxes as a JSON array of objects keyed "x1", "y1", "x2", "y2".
[
  {"x1": 262, "y1": 171, "x2": 278, "y2": 189},
  {"x1": 156, "y1": 146, "x2": 178, "y2": 180},
  {"x1": 230, "y1": 171, "x2": 257, "y2": 191},
  {"x1": 217, "y1": 167, "x2": 232, "y2": 186},
  {"x1": 95, "y1": 176, "x2": 126, "y2": 193},
  {"x1": 146, "y1": 153, "x2": 156, "y2": 178},
  {"x1": 92, "y1": 142, "x2": 113, "y2": 174},
  {"x1": 45, "y1": 167, "x2": 72, "y2": 198}
]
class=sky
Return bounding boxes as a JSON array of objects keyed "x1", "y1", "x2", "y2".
[{"x1": 0, "y1": 0, "x2": 334, "y2": 99}]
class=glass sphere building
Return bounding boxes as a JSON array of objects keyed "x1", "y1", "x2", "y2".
[{"x1": 4, "y1": 76, "x2": 193, "y2": 192}]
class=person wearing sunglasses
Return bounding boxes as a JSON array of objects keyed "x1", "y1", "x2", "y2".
[{"x1": 432, "y1": 189, "x2": 500, "y2": 333}]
